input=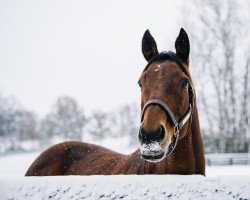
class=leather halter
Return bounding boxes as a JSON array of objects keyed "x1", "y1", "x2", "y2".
[{"x1": 140, "y1": 51, "x2": 194, "y2": 156}]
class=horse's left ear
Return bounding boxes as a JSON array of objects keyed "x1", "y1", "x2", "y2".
[{"x1": 175, "y1": 28, "x2": 190, "y2": 64}]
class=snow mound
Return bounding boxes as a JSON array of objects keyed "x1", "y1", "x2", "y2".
[{"x1": 1, "y1": 175, "x2": 250, "y2": 200}]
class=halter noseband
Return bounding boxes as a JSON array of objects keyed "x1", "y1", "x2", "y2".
[{"x1": 140, "y1": 51, "x2": 194, "y2": 156}]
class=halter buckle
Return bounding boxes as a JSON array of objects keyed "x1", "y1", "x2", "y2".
[{"x1": 174, "y1": 124, "x2": 179, "y2": 137}]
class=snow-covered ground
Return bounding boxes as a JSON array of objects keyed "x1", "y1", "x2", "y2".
[{"x1": 1, "y1": 175, "x2": 250, "y2": 199}]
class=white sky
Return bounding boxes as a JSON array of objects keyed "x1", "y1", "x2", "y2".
[{"x1": 0, "y1": 0, "x2": 186, "y2": 117}]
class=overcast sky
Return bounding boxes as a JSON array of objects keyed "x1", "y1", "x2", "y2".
[{"x1": 0, "y1": 0, "x2": 185, "y2": 116}]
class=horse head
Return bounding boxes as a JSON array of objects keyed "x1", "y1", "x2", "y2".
[{"x1": 138, "y1": 28, "x2": 194, "y2": 162}]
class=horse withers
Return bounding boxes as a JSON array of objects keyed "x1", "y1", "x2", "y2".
[{"x1": 25, "y1": 28, "x2": 205, "y2": 176}]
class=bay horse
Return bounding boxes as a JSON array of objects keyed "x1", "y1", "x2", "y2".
[{"x1": 25, "y1": 28, "x2": 205, "y2": 176}]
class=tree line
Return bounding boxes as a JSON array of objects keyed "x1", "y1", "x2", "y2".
[{"x1": 0, "y1": 95, "x2": 140, "y2": 154}]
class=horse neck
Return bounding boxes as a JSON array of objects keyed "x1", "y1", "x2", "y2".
[
  {"x1": 160, "y1": 101, "x2": 205, "y2": 174},
  {"x1": 190, "y1": 102, "x2": 202, "y2": 140},
  {"x1": 169, "y1": 101, "x2": 205, "y2": 174},
  {"x1": 177, "y1": 102, "x2": 200, "y2": 149},
  {"x1": 189, "y1": 102, "x2": 205, "y2": 174}
]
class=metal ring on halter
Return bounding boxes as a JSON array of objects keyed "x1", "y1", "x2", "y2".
[{"x1": 173, "y1": 124, "x2": 179, "y2": 137}]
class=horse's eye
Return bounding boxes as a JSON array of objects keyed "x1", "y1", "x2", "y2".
[
  {"x1": 138, "y1": 80, "x2": 142, "y2": 88},
  {"x1": 181, "y1": 79, "x2": 189, "y2": 89}
]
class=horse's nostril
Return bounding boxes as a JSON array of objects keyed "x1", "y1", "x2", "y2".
[
  {"x1": 138, "y1": 128, "x2": 147, "y2": 143},
  {"x1": 139, "y1": 125, "x2": 166, "y2": 144}
]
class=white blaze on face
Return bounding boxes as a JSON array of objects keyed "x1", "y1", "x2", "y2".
[
  {"x1": 155, "y1": 64, "x2": 161, "y2": 72},
  {"x1": 140, "y1": 141, "x2": 162, "y2": 156}
]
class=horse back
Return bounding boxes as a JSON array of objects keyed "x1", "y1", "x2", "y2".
[{"x1": 25, "y1": 141, "x2": 125, "y2": 176}]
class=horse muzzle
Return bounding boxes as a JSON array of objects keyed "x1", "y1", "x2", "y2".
[
  {"x1": 139, "y1": 125, "x2": 167, "y2": 162},
  {"x1": 140, "y1": 142, "x2": 166, "y2": 162}
]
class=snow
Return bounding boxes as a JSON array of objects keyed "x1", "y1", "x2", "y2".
[
  {"x1": 140, "y1": 141, "x2": 161, "y2": 155},
  {"x1": 0, "y1": 152, "x2": 38, "y2": 177},
  {"x1": 1, "y1": 175, "x2": 250, "y2": 199}
]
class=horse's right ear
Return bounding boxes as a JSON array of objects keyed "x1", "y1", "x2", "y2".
[
  {"x1": 142, "y1": 30, "x2": 159, "y2": 62},
  {"x1": 175, "y1": 28, "x2": 190, "y2": 63}
]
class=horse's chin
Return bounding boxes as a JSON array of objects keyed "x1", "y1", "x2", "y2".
[
  {"x1": 139, "y1": 141, "x2": 167, "y2": 163},
  {"x1": 141, "y1": 152, "x2": 165, "y2": 163}
]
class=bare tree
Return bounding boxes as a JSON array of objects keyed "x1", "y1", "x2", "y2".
[
  {"x1": 0, "y1": 95, "x2": 40, "y2": 152},
  {"x1": 15, "y1": 110, "x2": 39, "y2": 141},
  {"x1": 115, "y1": 103, "x2": 140, "y2": 146},
  {"x1": 87, "y1": 110, "x2": 114, "y2": 140},
  {"x1": 40, "y1": 96, "x2": 86, "y2": 141},
  {"x1": 86, "y1": 103, "x2": 140, "y2": 146},
  {"x1": 238, "y1": 54, "x2": 250, "y2": 152},
  {"x1": 185, "y1": 0, "x2": 250, "y2": 152}
]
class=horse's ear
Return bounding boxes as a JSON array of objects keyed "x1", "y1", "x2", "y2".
[
  {"x1": 142, "y1": 30, "x2": 159, "y2": 62},
  {"x1": 175, "y1": 28, "x2": 190, "y2": 63}
]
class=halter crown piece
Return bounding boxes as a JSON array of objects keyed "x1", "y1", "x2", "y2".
[{"x1": 140, "y1": 51, "x2": 194, "y2": 156}]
